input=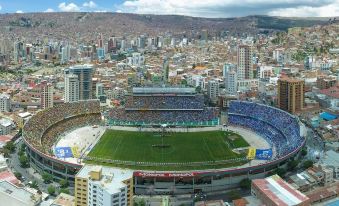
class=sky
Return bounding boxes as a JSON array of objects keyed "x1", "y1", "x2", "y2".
[{"x1": 0, "y1": 0, "x2": 338, "y2": 18}]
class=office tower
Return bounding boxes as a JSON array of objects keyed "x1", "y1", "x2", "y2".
[
  {"x1": 0, "y1": 94, "x2": 11, "y2": 112},
  {"x1": 137, "y1": 35, "x2": 146, "y2": 49},
  {"x1": 96, "y1": 83, "x2": 104, "y2": 99},
  {"x1": 40, "y1": 81, "x2": 54, "y2": 109},
  {"x1": 60, "y1": 45, "x2": 70, "y2": 64},
  {"x1": 13, "y1": 41, "x2": 23, "y2": 64},
  {"x1": 64, "y1": 74, "x2": 79, "y2": 103},
  {"x1": 237, "y1": 44, "x2": 253, "y2": 80},
  {"x1": 97, "y1": 33, "x2": 103, "y2": 48},
  {"x1": 163, "y1": 57, "x2": 169, "y2": 83},
  {"x1": 97, "y1": 48, "x2": 105, "y2": 59},
  {"x1": 277, "y1": 78, "x2": 305, "y2": 114},
  {"x1": 108, "y1": 37, "x2": 116, "y2": 53},
  {"x1": 201, "y1": 29, "x2": 208, "y2": 42},
  {"x1": 75, "y1": 165, "x2": 133, "y2": 206},
  {"x1": 225, "y1": 69, "x2": 238, "y2": 95},
  {"x1": 64, "y1": 65, "x2": 93, "y2": 100},
  {"x1": 207, "y1": 80, "x2": 220, "y2": 103},
  {"x1": 120, "y1": 39, "x2": 126, "y2": 50}
]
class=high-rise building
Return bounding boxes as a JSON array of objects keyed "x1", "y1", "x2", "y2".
[
  {"x1": 225, "y1": 69, "x2": 238, "y2": 95},
  {"x1": 60, "y1": 44, "x2": 70, "y2": 64},
  {"x1": 96, "y1": 83, "x2": 104, "y2": 98},
  {"x1": 64, "y1": 65, "x2": 93, "y2": 100},
  {"x1": 64, "y1": 74, "x2": 79, "y2": 103},
  {"x1": 201, "y1": 29, "x2": 208, "y2": 42},
  {"x1": 277, "y1": 78, "x2": 305, "y2": 114},
  {"x1": 127, "y1": 53, "x2": 145, "y2": 67},
  {"x1": 97, "y1": 33, "x2": 103, "y2": 48},
  {"x1": 108, "y1": 37, "x2": 116, "y2": 53},
  {"x1": 163, "y1": 57, "x2": 169, "y2": 83},
  {"x1": 13, "y1": 41, "x2": 23, "y2": 64},
  {"x1": 207, "y1": 80, "x2": 220, "y2": 103},
  {"x1": 137, "y1": 35, "x2": 146, "y2": 49},
  {"x1": 40, "y1": 81, "x2": 53, "y2": 109},
  {"x1": 75, "y1": 165, "x2": 133, "y2": 206},
  {"x1": 237, "y1": 45, "x2": 253, "y2": 80},
  {"x1": 97, "y1": 48, "x2": 105, "y2": 59},
  {"x1": 0, "y1": 94, "x2": 11, "y2": 112}
]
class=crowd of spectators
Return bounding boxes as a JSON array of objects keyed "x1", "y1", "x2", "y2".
[
  {"x1": 125, "y1": 95, "x2": 204, "y2": 110},
  {"x1": 228, "y1": 101, "x2": 304, "y2": 158},
  {"x1": 43, "y1": 114, "x2": 101, "y2": 154},
  {"x1": 108, "y1": 107, "x2": 219, "y2": 125},
  {"x1": 23, "y1": 100, "x2": 101, "y2": 152}
]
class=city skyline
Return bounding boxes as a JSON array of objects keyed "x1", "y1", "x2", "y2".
[{"x1": 0, "y1": 0, "x2": 338, "y2": 18}]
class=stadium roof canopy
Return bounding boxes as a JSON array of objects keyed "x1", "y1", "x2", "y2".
[
  {"x1": 133, "y1": 87, "x2": 196, "y2": 94},
  {"x1": 252, "y1": 175, "x2": 309, "y2": 205}
]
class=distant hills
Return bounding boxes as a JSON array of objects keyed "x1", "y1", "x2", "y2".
[{"x1": 0, "y1": 13, "x2": 334, "y2": 40}]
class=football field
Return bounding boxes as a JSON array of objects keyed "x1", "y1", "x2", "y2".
[{"x1": 86, "y1": 129, "x2": 249, "y2": 170}]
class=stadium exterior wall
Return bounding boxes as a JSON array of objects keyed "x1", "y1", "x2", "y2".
[
  {"x1": 24, "y1": 139, "x2": 82, "y2": 183},
  {"x1": 133, "y1": 139, "x2": 305, "y2": 195}
]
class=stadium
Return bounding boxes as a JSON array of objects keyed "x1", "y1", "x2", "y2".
[{"x1": 22, "y1": 87, "x2": 306, "y2": 195}]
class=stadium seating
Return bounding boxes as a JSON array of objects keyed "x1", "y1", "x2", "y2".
[
  {"x1": 125, "y1": 95, "x2": 204, "y2": 110},
  {"x1": 228, "y1": 101, "x2": 304, "y2": 158},
  {"x1": 108, "y1": 108, "x2": 219, "y2": 125},
  {"x1": 23, "y1": 100, "x2": 101, "y2": 153}
]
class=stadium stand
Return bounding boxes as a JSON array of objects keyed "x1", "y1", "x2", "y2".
[
  {"x1": 228, "y1": 101, "x2": 303, "y2": 158},
  {"x1": 108, "y1": 87, "x2": 219, "y2": 126},
  {"x1": 23, "y1": 100, "x2": 101, "y2": 154},
  {"x1": 125, "y1": 95, "x2": 205, "y2": 110}
]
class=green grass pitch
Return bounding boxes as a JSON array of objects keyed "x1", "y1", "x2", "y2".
[{"x1": 86, "y1": 129, "x2": 250, "y2": 170}]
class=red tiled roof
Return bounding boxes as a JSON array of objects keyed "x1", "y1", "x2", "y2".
[
  {"x1": 0, "y1": 135, "x2": 12, "y2": 143},
  {"x1": 0, "y1": 170, "x2": 20, "y2": 185},
  {"x1": 252, "y1": 175, "x2": 309, "y2": 206},
  {"x1": 319, "y1": 86, "x2": 339, "y2": 98}
]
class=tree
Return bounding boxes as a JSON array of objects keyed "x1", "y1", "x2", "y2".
[
  {"x1": 239, "y1": 178, "x2": 251, "y2": 190},
  {"x1": 19, "y1": 155, "x2": 29, "y2": 168},
  {"x1": 226, "y1": 190, "x2": 241, "y2": 201},
  {"x1": 59, "y1": 188, "x2": 70, "y2": 194},
  {"x1": 59, "y1": 179, "x2": 69, "y2": 188},
  {"x1": 42, "y1": 172, "x2": 53, "y2": 184},
  {"x1": 2, "y1": 148, "x2": 11, "y2": 158},
  {"x1": 301, "y1": 149, "x2": 307, "y2": 156},
  {"x1": 4, "y1": 141, "x2": 16, "y2": 153},
  {"x1": 20, "y1": 144, "x2": 26, "y2": 152},
  {"x1": 18, "y1": 150, "x2": 24, "y2": 157},
  {"x1": 275, "y1": 168, "x2": 286, "y2": 177},
  {"x1": 29, "y1": 181, "x2": 39, "y2": 189},
  {"x1": 303, "y1": 160, "x2": 313, "y2": 169},
  {"x1": 134, "y1": 199, "x2": 146, "y2": 206},
  {"x1": 47, "y1": 185, "x2": 56, "y2": 195},
  {"x1": 288, "y1": 160, "x2": 298, "y2": 170},
  {"x1": 14, "y1": 172, "x2": 22, "y2": 180}
]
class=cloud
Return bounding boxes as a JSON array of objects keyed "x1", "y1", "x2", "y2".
[
  {"x1": 58, "y1": 2, "x2": 80, "y2": 12},
  {"x1": 116, "y1": 10, "x2": 122, "y2": 13},
  {"x1": 268, "y1": 1, "x2": 339, "y2": 17},
  {"x1": 117, "y1": 0, "x2": 339, "y2": 17},
  {"x1": 16, "y1": 10, "x2": 24, "y2": 13},
  {"x1": 44, "y1": 8, "x2": 55, "y2": 13},
  {"x1": 83, "y1": 1, "x2": 97, "y2": 8},
  {"x1": 0, "y1": 5, "x2": 2, "y2": 11},
  {"x1": 94, "y1": 10, "x2": 107, "y2": 13}
]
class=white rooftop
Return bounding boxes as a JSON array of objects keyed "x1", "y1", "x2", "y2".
[
  {"x1": 77, "y1": 165, "x2": 133, "y2": 194},
  {"x1": 0, "y1": 180, "x2": 41, "y2": 206},
  {"x1": 18, "y1": 112, "x2": 32, "y2": 118},
  {"x1": 0, "y1": 118, "x2": 12, "y2": 127}
]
